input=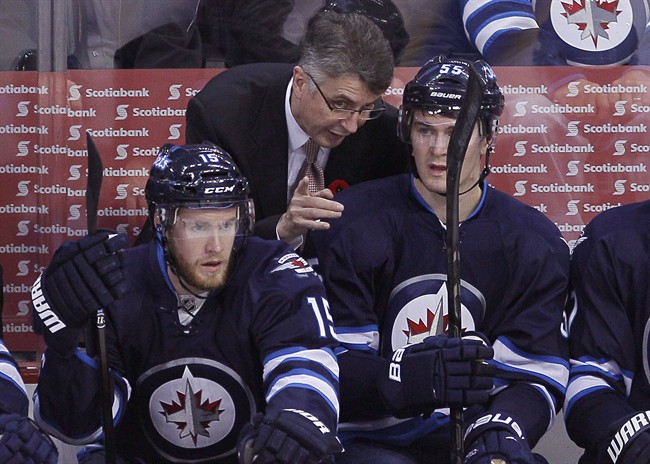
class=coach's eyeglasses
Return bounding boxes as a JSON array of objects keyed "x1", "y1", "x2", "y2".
[{"x1": 305, "y1": 71, "x2": 385, "y2": 121}]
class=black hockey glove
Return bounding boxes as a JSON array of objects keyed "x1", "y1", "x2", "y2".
[
  {"x1": 34, "y1": 231, "x2": 129, "y2": 329},
  {"x1": 0, "y1": 413, "x2": 58, "y2": 464},
  {"x1": 464, "y1": 412, "x2": 546, "y2": 464},
  {"x1": 378, "y1": 332, "x2": 495, "y2": 418},
  {"x1": 237, "y1": 409, "x2": 343, "y2": 464},
  {"x1": 596, "y1": 411, "x2": 650, "y2": 464}
]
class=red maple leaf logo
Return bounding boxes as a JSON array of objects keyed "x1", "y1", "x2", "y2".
[
  {"x1": 403, "y1": 308, "x2": 436, "y2": 338},
  {"x1": 159, "y1": 388, "x2": 225, "y2": 445}
]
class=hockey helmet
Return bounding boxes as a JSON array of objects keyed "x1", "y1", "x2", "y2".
[
  {"x1": 398, "y1": 55, "x2": 504, "y2": 144},
  {"x1": 145, "y1": 143, "x2": 255, "y2": 236},
  {"x1": 322, "y1": 0, "x2": 409, "y2": 63}
]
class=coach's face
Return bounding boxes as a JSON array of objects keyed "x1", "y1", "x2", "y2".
[{"x1": 291, "y1": 66, "x2": 381, "y2": 149}]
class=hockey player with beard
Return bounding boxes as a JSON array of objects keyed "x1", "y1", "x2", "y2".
[
  {"x1": 309, "y1": 55, "x2": 571, "y2": 463},
  {"x1": 564, "y1": 199, "x2": 650, "y2": 463},
  {"x1": 31, "y1": 143, "x2": 342, "y2": 463}
]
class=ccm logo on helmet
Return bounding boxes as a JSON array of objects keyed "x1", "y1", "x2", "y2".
[{"x1": 204, "y1": 186, "x2": 236, "y2": 194}]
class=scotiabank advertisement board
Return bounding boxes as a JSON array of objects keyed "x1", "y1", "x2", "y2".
[{"x1": 1, "y1": 66, "x2": 649, "y2": 353}]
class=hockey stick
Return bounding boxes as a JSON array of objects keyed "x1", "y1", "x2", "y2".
[
  {"x1": 86, "y1": 132, "x2": 116, "y2": 464},
  {"x1": 446, "y1": 64, "x2": 483, "y2": 464}
]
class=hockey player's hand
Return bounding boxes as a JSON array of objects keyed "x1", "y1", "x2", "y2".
[
  {"x1": 278, "y1": 177, "x2": 343, "y2": 243},
  {"x1": 0, "y1": 413, "x2": 58, "y2": 464},
  {"x1": 596, "y1": 411, "x2": 650, "y2": 463},
  {"x1": 34, "y1": 231, "x2": 129, "y2": 329},
  {"x1": 463, "y1": 412, "x2": 546, "y2": 464},
  {"x1": 378, "y1": 332, "x2": 495, "y2": 417},
  {"x1": 237, "y1": 409, "x2": 343, "y2": 464}
]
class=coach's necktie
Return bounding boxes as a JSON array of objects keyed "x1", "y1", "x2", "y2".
[{"x1": 290, "y1": 138, "x2": 324, "y2": 198}]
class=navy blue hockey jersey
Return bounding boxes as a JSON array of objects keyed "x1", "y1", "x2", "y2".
[
  {"x1": 0, "y1": 339, "x2": 28, "y2": 417},
  {"x1": 313, "y1": 174, "x2": 570, "y2": 447},
  {"x1": 34, "y1": 237, "x2": 339, "y2": 463},
  {"x1": 565, "y1": 200, "x2": 650, "y2": 454},
  {"x1": 400, "y1": 0, "x2": 650, "y2": 66}
]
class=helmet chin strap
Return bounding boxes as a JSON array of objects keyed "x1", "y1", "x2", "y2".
[
  {"x1": 443, "y1": 147, "x2": 492, "y2": 197},
  {"x1": 156, "y1": 225, "x2": 211, "y2": 300},
  {"x1": 168, "y1": 262, "x2": 210, "y2": 300},
  {"x1": 458, "y1": 165, "x2": 490, "y2": 196}
]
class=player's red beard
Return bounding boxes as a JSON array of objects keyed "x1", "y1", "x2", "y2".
[{"x1": 169, "y1": 247, "x2": 233, "y2": 292}]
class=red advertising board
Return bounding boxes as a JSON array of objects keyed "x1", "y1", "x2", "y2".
[{"x1": 1, "y1": 66, "x2": 649, "y2": 354}]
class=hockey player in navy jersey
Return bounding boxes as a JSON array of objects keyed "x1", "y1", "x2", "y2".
[
  {"x1": 31, "y1": 143, "x2": 342, "y2": 463},
  {"x1": 564, "y1": 200, "x2": 650, "y2": 463},
  {"x1": 399, "y1": 0, "x2": 650, "y2": 66},
  {"x1": 309, "y1": 55, "x2": 571, "y2": 463},
  {"x1": 0, "y1": 338, "x2": 58, "y2": 464},
  {"x1": 0, "y1": 267, "x2": 58, "y2": 464}
]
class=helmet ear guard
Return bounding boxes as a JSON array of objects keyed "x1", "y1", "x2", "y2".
[{"x1": 397, "y1": 105, "x2": 412, "y2": 144}]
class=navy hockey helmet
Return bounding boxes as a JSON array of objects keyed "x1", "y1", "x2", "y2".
[
  {"x1": 145, "y1": 143, "x2": 255, "y2": 236},
  {"x1": 322, "y1": 0, "x2": 409, "y2": 63},
  {"x1": 398, "y1": 55, "x2": 504, "y2": 144}
]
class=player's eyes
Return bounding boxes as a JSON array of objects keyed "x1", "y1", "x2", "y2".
[
  {"x1": 189, "y1": 222, "x2": 209, "y2": 232},
  {"x1": 415, "y1": 126, "x2": 434, "y2": 137},
  {"x1": 217, "y1": 220, "x2": 236, "y2": 231}
]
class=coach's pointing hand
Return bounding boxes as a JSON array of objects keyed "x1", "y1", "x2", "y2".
[{"x1": 277, "y1": 177, "x2": 344, "y2": 244}]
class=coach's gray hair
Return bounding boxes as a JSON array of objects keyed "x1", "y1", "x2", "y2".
[{"x1": 299, "y1": 10, "x2": 394, "y2": 95}]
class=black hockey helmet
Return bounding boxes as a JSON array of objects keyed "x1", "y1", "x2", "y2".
[
  {"x1": 322, "y1": 0, "x2": 409, "y2": 63},
  {"x1": 145, "y1": 143, "x2": 255, "y2": 236},
  {"x1": 398, "y1": 55, "x2": 504, "y2": 144}
]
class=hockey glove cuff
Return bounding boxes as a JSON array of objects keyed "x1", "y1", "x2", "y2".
[
  {"x1": 597, "y1": 410, "x2": 650, "y2": 464},
  {"x1": 33, "y1": 231, "x2": 129, "y2": 330},
  {"x1": 237, "y1": 409, "x2": 343, "y2": 464},
  {"x1": 464, "y1": 411, "x2": 542, "y2": 464},
  {"x1": 0, "y1": 413, "x2": 58, "y2": 464},
  {"x1": 378, "y1": 332, "x2": 495, "y2": 417}
]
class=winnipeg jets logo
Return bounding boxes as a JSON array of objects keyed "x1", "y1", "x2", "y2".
[
  {"x1": 550, "y1": 0, "x2": 635, "y2": 57},
  {"x1": 561, "y1": 0, "x2": 621, "y2": 46},
  {"x1": 390, "y1": 277, "x2": 479, "y2": 351},
  {"x1": 139, "y1": 358, "x2": 254, "y2": 461},
  {"x1": 159, "y1": 374, "x2": 225, "y2": 445},
  {"x1": 155, "y1": 367, "x2": 229, "y2": 447},
  {"x1": 403, "y1": 301, "x2": 444, "y2": 344}
]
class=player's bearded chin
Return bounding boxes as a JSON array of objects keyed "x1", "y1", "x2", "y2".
[{"x1": 169, "y1": 246, "x2": 232, "y2": 292}]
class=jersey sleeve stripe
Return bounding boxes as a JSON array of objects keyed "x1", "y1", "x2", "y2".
[
  {"x1": 262, "y1": 347, "x2": 338, "y2": 381},
  {"x1": 472, "y1": 17, "x2": 539, "y2": 54},
  {"x1": 334, "y1": 327, "x2": 379, "y2": 353},
  {"x1": 462, "y1": 0, "x2": 538, "y2": 30},
  {"x1": 570, "y1": 356, "x2": 632, "y2": 380},
  {"x1": 266, "y1": 373, "x2": 339, "y2": 414},
  {"x1": 0, "y1": 340, "x2": 27, "y2": 396},
  {"x1": 564, "y1": 383, "x2": 613, "y2": 418},
  {"x1": 493, "y1": 337, "x2": 569, "y2": 395}
]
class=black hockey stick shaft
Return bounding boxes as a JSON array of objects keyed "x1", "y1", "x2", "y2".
[
  {"x1": 446, "y1": 65, "x2": 483, "y2": 464},
  {"x1": 86, "y1": 132, "x2": 116, "y2": 464}
]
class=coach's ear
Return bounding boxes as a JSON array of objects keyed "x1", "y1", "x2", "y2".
[{"x1": 292, "y1": 65, "x2": 310, "y2": 101}]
